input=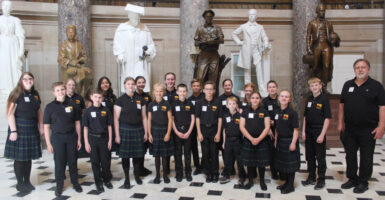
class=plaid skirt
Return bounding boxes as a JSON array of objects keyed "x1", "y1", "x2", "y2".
[
  {"x1": 274, "y1": 137, "x2": 300, "y2": 173},
  {"x1": 118, "y1": 123, "x2": 145, "y2": 158},
  {"x1": 4, "y1": 118, "x2": 42, "y2": 161},
  {"x1": 241, "y1": 138, "x2": 270, "y2": 167},
  {"x1": 150, "y1": 125, "x2": 174, "y2": 157}
]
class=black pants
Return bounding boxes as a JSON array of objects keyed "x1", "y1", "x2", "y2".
[
  {"x1": 51, "y1": 133, "x2": 79, "y2": 186},
  {"x1": 200, "y1": 126, "x2": 219, "y2": 175},
  {"x1": 223, "y1": 137, "x2": 246, "y2": 178},
  {"x1": 190, "y1": 127, "x2": 201, "y2": 169},
  {"x1": 174, "y1": 130, "x2": 192, "y2": 176},
  {"x1": 305, "y1": 127, "x2": 326, "y2": 180},
  {"x1": 89, "y1": 135, "x2": 112, "y2": 185},
  {"x1": 343, "y1": 127, "x2": 376, "y2": 185}
]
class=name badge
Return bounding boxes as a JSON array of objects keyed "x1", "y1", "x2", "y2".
[
  {"x1": 101, "y1": 102, "x2": 106, "y2": 107},
  {"x1": 153, "y1": 106, "x2": 158, "y2": 112},
  {"x1": 275, "y1": 114, "x2": 279, "y2": 120},
  {"x1": 91, "y1": 112, "x2": 96, "y2": 118},
  {"x1": 307, "y1": 102, "x2": 312, "y2": 108},
  {"x1": 163, "y1": 96, "x2": 168, "y2": 101},
  {"x1": 226, "y1": 116, "x2": 231, "y2": 123},
  {"x1": 248, "y1": 113, "x2": 254, "y2": 119},
  {"x1": 191, "y1": 100, "x2": 196, "y2": 106},
  {"x1": 268, "y1": 105, "x2": 273, "y2": 111},
  {"x1": 65, "y1": 107, "x2": 71, "y2": 113},
  {"x1": 222, "y1": 100, "x2": 226, "y2": 106},
  {"x1": 175, "y1": 106, "x2": 180, "y2": 112},
  {"x1": 202, "y1": 106, "x2": 207, "y2": 112},
  {"x1": 24, "y1": 97, "x2": 30, "y2": 102},
  {"x1": 242, "y1": 102, "x2": 247, "y2": 106},
  {"x1": 348, "y1": 87, "x2": 354, "y2": 92},
  {"x1": 137, "y1": 104, "x2": 141, "y2": 109}
]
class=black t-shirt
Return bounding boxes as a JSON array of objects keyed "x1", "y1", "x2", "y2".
[
  {"x1": 14, "y1": 90, "x2": 41, "y2": 120},
  {"x1": 195, "y1": 97, "x2": 223, "y2": 126},
  {"x1": 163, "y1": 88, "x2": 178, "y2": 105},
  {"x1": 240, "y1": 99, "x2": 249, "y2": 111},
  {"x1": 114, "y1": 93, "x2": 145, "y2": 125},
  {"x1": 172, "y1": 100, "x2": 194, "y2": 127},
  {"x1": 340, "y1": 77, "x2": 385, "y2": 128},
  {"x1": 102, "y1": 93, "x2": 117, "y2": 114},
  {"x1": 218, "y1": 93, "x2": 241, "y2": 114},
  {"x1": 262, "y1": 95, "x2": 279, "y2": 119},
  {"x1": 241, "y1": 106, "x2": 269, "y2": 137},
  {"x1": 83, "y1": 105, "x2": 112, "y2": 135},
  {"x1": 274, "y1": 107, "x2": 299, "y2": 138},
  {"x1": 43, "y1": 99, "x2": 81, "y2": 133},
  {"x1": 66, "y1": 93, "x2": 85, "y2": 114},
  {"x1": 148, "y1": 100, "x2": 171, "y2": 126},
  {"x1": 223, "y1": 112, "x2": 242, "y2": 138},
  {"x1": 304, "y1": 93, "x2": 332, "y2": 126},
  {"x1": 135, "y1": 91, "x2": 152, "y2": 106},
  {"x1": 187, "y1": 93, "x2": 205, "y2": 112}
]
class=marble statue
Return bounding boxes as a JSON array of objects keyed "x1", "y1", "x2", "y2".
[
  {"x1": 232, "y1": 9, "x2": 271, "y2": 96},
  {"x1": 305, "y1": 3, "x2": 340, "y2": 92},
  {"x1": 0, "y1": 0, "x2": 25, "y2": 93},
  {"x1": 58, "y1": 25, "x2": 92, "y2": 98},
  {"x1": 194, "y1": 9, "x2": 230, "y2": 94},
  {"x1": 113, "y1": 3, "x2": 156, "y2": 93}
]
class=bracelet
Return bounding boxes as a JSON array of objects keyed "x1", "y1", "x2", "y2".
[{"x1": 10, "y1": 130, "x2": 17, "y2": 133}]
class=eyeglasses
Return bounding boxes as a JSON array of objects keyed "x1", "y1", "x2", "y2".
[{"x1": 22, "y1": 78, "x2": 33, "y2": 81}]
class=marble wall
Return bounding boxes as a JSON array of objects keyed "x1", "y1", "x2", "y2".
[{"x1": 5, "y1": 2, "x2": 384, "y2": 108}]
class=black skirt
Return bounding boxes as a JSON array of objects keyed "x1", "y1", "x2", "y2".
[
  {"x1": 150, "y1": 125, "x2": 174, "y2": 157},
  {"x1": 274, "y1": 137, "x2": 300, "y2": 173},
  {"x1": 241, "y1": 138, "x2": 270, "y2": 167},
  {"x1": 118, "y1": 123, "x2": 145, "y2": 158}
]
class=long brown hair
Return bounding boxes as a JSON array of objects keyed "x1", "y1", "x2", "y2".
[{"x1": 7, "y1": 72, "x2": 36, "y2": 113}]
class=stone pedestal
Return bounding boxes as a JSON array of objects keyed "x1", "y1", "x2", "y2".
[
  {"x1": 292, "y1": 0, "x2": 319, "y2": 113},
  {"x1": 58, "y1": 0, "x2": 91, "y2": 77},
  {"x1": 180, "y1": 0, "x2": 208, "y2": 90}
]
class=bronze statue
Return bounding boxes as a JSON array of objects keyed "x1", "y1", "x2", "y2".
[
  {"x1": 304, "y1": 4, "x2": 340, "y2": 91},
  {"x1": 194, "y1": 10, "x2": 230, "y2": 93},
  {"x1": 58, "y1": 25, "x2": 92, "y2": 98}
]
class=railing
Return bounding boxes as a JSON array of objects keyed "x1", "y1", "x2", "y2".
[{"x1": 22, "y1": 0, "x2": 385, "y2": 9}]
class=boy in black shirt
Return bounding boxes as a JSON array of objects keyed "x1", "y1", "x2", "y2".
[{"x1": 84, "y1": 90, "x2": 113, "y2": 193}]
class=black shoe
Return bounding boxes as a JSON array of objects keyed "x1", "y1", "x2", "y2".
[
  {"x1": 55, "y1": 187, "x2": 62, "y2": 197},
  {"x1": 281, "y1": 186, "x2": 294, "y2": 194},
  {"x1": 163, "y1": 175, "x2": 170, "y2": 184},
  {"x1": 193, "y1": 168, "x2": 201, "y2": 175},
  {"x1": 260, "y1": 182, "x2": 267, "y2": 191},
  {"x1": 219, "y1": 176, "x2": 230, "y2": 184},
  {"x1": 123, "y1": 179, "x2": 131, "y2": 189},
  {"x1": 143, "y1": 167, "x2": 152, "y2": 176},
  {"x1": 212, "y1": 175, "x2": 219, "y2": 183},
  {"x1": 276, "y1": 183, "x2": 287, "y2": 190},
  {"x1": 186, "y1": 173, "x2": 192, "y2": 182},
  {"x1": 314, "y1": 179, "x2": 325, "y2": 190},
  {"x1": 153, "y1": 176, "x2": 161, "y2": 184},
  {"x1": 73, "y1": 184, "x2": 83, "y2": 193},
  {"x1": 135, "y1": 175, "x2": 143, "y2": 185},
  {"x1": 243, "y1": 181, "x2": 254, "y2": 190},
  {"x1": 96, "y1": 184, "x2": 104, "y2": 193},
  {"x1": 238, "y1": 178, "x2": 246, "y2": 186},
  {"x1": 206, "y1": 175, "x2": 212, "y2": 183},
  {"x1": 16, "y1": 183, "x2": 28, "y2": 192},
  {"x1": 302, "y1": 178, "x2": 316, "y2": 186},
  {"x1": 353, "y1": 183, "x2": 368, "y2": 194},
  {"x1": 104, "y1": 182, "x2": 113, "y2": 189},
  {"x1": 341, "y1": 179, "x2": 358, "y2": 189},
  {"x1": 176, "y1": 175, "x2": 183, "y2": 182},
  {"x1": 24, "y1": 181, "x2": 35, "y2": 191}
]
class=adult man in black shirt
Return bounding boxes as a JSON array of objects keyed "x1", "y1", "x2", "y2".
[{"x1": 338, "y1": 59, "x2": 385, "y2": 193}]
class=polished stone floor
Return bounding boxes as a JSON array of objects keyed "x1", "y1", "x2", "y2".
[{"x1": 1, "y1": 140, "x2": 385, "y2": 200}]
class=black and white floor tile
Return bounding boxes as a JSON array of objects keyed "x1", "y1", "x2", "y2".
[{"x1": 1, "y1": 140, "x2": 385, "y2": 200}]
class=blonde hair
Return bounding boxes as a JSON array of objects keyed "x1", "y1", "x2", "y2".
[
  {"x1": 307, "y1": 77, "x2": 322, "y2": 85},
  {"x1": 226, "y1": 96, "x2": 238, "y2": 105},
  {"x1": 152, "y1": 82, "x2": 165, "y2": 99}
]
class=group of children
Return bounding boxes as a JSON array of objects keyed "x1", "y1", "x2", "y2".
[{"x1": 5, "y1": 71, "x2": 331, "y2": 197}]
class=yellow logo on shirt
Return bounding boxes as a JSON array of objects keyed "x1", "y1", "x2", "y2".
[
  {"x1": 75, "y1": 99, "x2": 80, "y2": 104},
  {"x1": 110, "y1": 98, "x2": 114, "y2": 103},
  {"x1": 174, "y1": 96, "x2": 179, "y2": 100},
  {"x1": 235, "y1": 118, "x2": 240, "y2": 124},
  {"x1": 161, "y1": 106, "x2": 167, "y2": 111},
  {"x1": 144, "y1": 96, "x2": 149, "y2": 101},
  {"x1": 136, "y1": 100, "x2": 141, "y2": 104},
  {"x1": 316, "y1": 104, "x2": 322, "y2": 109},
  {"x1": 283, "y1": 114, "x2": 289, "y2": 120},
  {"x1": 259, "y1": 113, "x2": 264, "y2": 118},
  {"x1": 101, "y1": 111, "x2": 106, "y2": 117},
  {"x1": 212, "y1": 106, "x2": 217, "y2": 111},
  {"x1": 34, "y1": 95, "x2": 39, "y2": 100},
  {"x1": 69, "y1": 106, "x2": 73, "y2": 111},
  {"x1": 185, "y1": 106, "x2": 191, "y2": 111}
]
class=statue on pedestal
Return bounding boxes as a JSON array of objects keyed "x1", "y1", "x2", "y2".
[
  {"x1": 232, "y1": 9, "x2": 271, "y2": 96},
  {"x1": 58, "y1": 25, "x2": 92, "y2": 98},
  {"x1": 304, "y1": 3, "x2": 340, "y2": 92},
  {"x1": 0, "y1": 0, "x2": 25, "y2": 93},
  {"x1": 194, "y1": 9, "x2": 230, "y2": 94},
  {"x1": 113, "y1": 4, "x2": 156, "y2": 93}
]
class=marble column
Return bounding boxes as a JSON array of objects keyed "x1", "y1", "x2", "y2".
[
  {"x1": 58, "y1": 0, "x2": 91, "y2": 74},
  {"x1": 292, "y1": 0, "x2": 320, "y2": 113},
  {"x1": 180, "y1": 0, "x2": 208, "y2": 90}
]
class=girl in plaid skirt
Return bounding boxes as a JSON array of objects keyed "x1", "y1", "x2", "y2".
[
  {"x1": 148, "y1": 83, "x2": 174, "y2": 184},
  {"x1": 4, "y1": 72, "x2": 43, "y2": 194}
]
